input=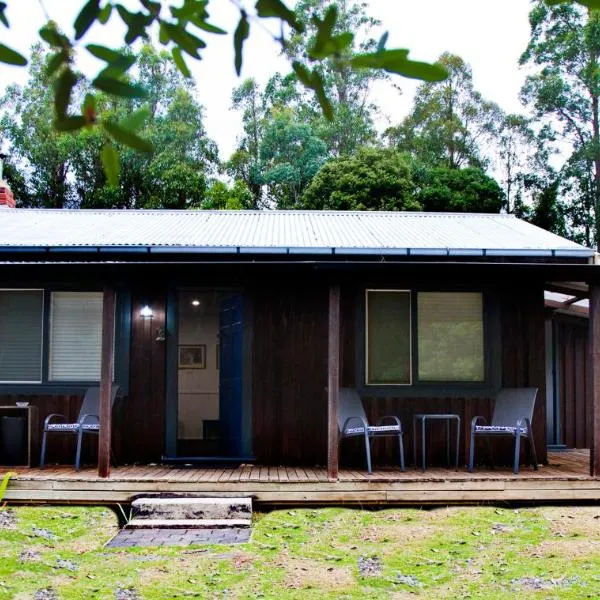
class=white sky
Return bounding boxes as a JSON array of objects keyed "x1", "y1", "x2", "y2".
[{"x1": 0, "y1": 1, "x2": 533, "y2": 161}]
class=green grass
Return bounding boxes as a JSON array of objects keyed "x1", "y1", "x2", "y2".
[{"x1": 0, "y1": 505, "x2": 599, "y2": 598}]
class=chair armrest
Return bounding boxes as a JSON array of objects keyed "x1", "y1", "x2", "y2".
[
  {"x1": 471, "y1": 416, "x2": 487, "y2": 429},
  {"x1": 78, "y1": 413, "x2": 100, "y2": 426},
  {"x1": 515, "y1": 417, "x2": 531, "y2": 431},
  {"x1": 43, "y1": 413, "x2": 67, "y2": 428},
  {"x1": 377, "y1": 415, "x2": 402, "y2": 431},
  {"x1": 341, "y1": 416, "x2": 369, "y2": 433}
]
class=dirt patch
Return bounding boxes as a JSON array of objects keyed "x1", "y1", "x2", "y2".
[
  {"x1": 540, "y1": 507, "x2": 600, "y2": 538},
  {"x1": 357, "y1": 555, "x2": 382, "y2": 577},
  {"x1": 33, "y1": 589, "x2": 58, "y2": 600},
  {"x1": 19, "y1": 549, "x2": 42, "y2": 562},
  {"x1": 0, "y1": 509, "x2": 17, "y2": 529},
  {"x1": 360, "y1": 523, "x2": 437, "y2": 544},
  {"x1": 530, "y1": 538, "x2": 600, "y2": 559},
  {"x1": 115, "y1": 587, "x2": 140, "y2": 600},
  {"x1": 284, "y1": 558, "x2": 354, "y2": 591},
  {"x1": 511, "y1": 575, "x2": 582, "y2": 591}
]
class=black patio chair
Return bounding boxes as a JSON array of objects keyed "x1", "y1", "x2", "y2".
[
  {"x1": 468, "y1": 387, "x2": 539, "y2": 474},
  {"x1": 40, "y1": 385, "x2": 120, "y2": 471},
  {"x1": 338, "y1": 387, "x2": 405, "y2": 474}
]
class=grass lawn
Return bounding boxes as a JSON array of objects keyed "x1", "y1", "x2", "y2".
[{"x1": 0, "y1": 504, "x2": 599, "y2": 598}]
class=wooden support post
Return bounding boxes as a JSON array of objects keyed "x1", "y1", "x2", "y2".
[
  {"x1": 98, "y1": 286, "x2": 116, "y2": 478},
  {"x1": 327, "y1": 284, "x2": 340, "y2": 481},
  {"x1": 590, "y1": 284, "x2": 600, "y2": 477}
]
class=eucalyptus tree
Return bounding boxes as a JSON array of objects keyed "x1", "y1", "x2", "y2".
[
  {"x1": 520, "y1": 0, "x2": 600, "y2": 247},
  {"x1": 386, "y1": 53, "x2": 497, "y2": 171},
  {"x1": 0, "y1": 0, "x2": 447, "y2": 185}
]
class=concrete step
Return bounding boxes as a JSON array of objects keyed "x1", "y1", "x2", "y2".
[
  {"x1": 126, "y1": 518, "x2": 252, "y2": 530},
  {"x1": 131, "y1": 497, "x2": 252, "y2": 521}
]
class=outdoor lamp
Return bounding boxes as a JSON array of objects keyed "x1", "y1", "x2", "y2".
[{"x1": 140, "y1": 304, "x2": 153, "y2": 319}]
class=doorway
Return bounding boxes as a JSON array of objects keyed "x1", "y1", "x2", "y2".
[{"x1": 166, "y1": 290, "x2": 250, "y2": 460}]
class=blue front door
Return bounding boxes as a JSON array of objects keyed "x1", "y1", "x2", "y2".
[{"x1": 219, "y1": 294, "x2": 244, "y2": 457}]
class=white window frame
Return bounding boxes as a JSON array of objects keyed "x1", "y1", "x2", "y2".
[
  {"x1": 365, "y1": 289, "x2": 412, "y2": 386},
  {"x1": 0, "y1": 289, "x2": 44, "y2": 384},
  {"x1": 48, "y1": 291, "x2": 106, "y2": 382}
]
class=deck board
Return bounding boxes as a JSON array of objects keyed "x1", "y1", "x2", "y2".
[{"x1": 2, "y1": 450, "x2": 599, "y2": 505}]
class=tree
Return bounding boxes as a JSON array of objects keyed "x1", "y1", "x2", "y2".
[
  {"x1": 282, "y1": 0, "x2": 382, "y2": 157},
  {"x1": 302, "y1": 148, "x2": 420, "y2": 210},
  {"x1": 0, "y1": 45, "x2": 76, "y2": 207},
  {"x1": 1, "y1": 44, "x2": 217, "y2": 208},
  {"x1": 414, "y1": 166, "x2": 505, "y2": 213},
  {"x1": 520, "y1": 1, "x2": 600, "y2": 247},
  {"x1": 203, "y1": 179, "x2": 254, "y2": 210},
  {"x1": 0, "y1": 0, "x2": 446, "y2": 184},
  {"x1": 258, "y1": 110, "x2": 328, "y2": 207},
  {"x1": 386, "y1": 53, "x2": 497, "y2": 171}
]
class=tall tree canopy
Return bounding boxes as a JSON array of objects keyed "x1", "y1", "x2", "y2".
[
  {"x1": 520, "y1": 0, "x2": 600, "y2": 247},
  {"x1": 386, "y1": 53, "x2": 497, "y2": 171},
  {"x1": 1, "y1": 44, "x2": 217, "y2": 208}
]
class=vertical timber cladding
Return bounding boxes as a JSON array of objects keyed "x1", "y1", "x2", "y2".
[
  {"x1": 251, "y1": 283, "x2": 329, "y2": 466},
  {"x1": 501, "y1": 286, "x2": 547, "y2": 464},
  {"x1": 555, "y1": 316, "x2": 590, "y2": 449},
  {"x1": 125, "y1": 291, "x2": 166, "y2": 463}
]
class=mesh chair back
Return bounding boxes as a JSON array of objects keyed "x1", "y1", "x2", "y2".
[
  {"x1": 78, "y1": 384, "x2": 120, "y2": 419},
  {"x1": 492, "y1": 388, "x2": 537, "y2": 427},
  {"x1": 339, "y1": 388, "x2": 367, "y2": 431}
]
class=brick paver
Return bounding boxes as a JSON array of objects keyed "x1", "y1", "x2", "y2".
[{"x1": 106, "y1": 527, "x2": 251, "y2": 548}]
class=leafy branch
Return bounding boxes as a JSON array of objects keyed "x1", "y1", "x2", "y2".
[{"x1": 0, "y1": 0, "x2": 448, "y2": 184}]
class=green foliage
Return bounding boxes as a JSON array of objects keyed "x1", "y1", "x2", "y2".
[
  {"x1": 259, "y1": 110, "x2": 329, "y2": 208},
  {"x1": 1, "y1": 44, "x2": 217, "y2": 209},
  {"x1": 0, "y1": 471, "x2": 15, "y2": 503},
  {"x1": 530, "y1": 179, "x2": 568, "y2": 236},
  {"x1": 302, "y1": 148, "x2": 420, "y2": 211},
  {"x1": 415, "y1": 166, "x2": 505, "y2": 213},
  {"x1": 0, "y1": 0, "x2": 443, "y2": 186},
  {"x1": 386, "y1": 53, "x2": 496, "y2": 171},
  {"x1": 203, "y1": 179, "x2": 254, "y2": 210},
  {"x1": 521, "y1": 1, "x2": 600, "y2": 248}
]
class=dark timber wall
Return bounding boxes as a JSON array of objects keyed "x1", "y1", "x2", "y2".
[
  {"x1": 0, "y1": 269, "x2": 549, "y2": 468},
  {"x1": 555, "y1": 315, "x2": 591, "y2": 449}
]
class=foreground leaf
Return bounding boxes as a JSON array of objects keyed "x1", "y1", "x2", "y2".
[
  {"x1": 255, "y1": 0, "x2": 304, "y2": 33},
  {"x1": 352, "y1": 49, "x2": 447, "y2": 82},
  {"x1": 93, "y1": 76, "x2": 147, "y2": 98},
  {"x1": 54, "y1": 68, "x2": 78, "y2": 118},
  {"x1": 55, "y1": 116, "x2": 87, "y2": 131},
  {"x1": 172, "y1": 47, "x2": 191, "y2": 78},
  {"x1": 546, "y1": 0, "x2": 600, "y2": 8},
  {"x1": 103, "y1": 121, "x2": 153, "y2": 152},
  {"x1": 101, "y1": 144, "x2": 120, "y2": 186},
  {"x1": 234, "y1": 11, "x2": 250, "y2": 76},
  {"x1": 0, "y1": 43, "x2": 27, "y2": 66},
  {"x1": 74, "y1": 0, "x2": 101, "y2": 40}
]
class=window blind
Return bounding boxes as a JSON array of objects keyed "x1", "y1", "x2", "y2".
[
  {"x1": 0, "y1": 290, "x2": 43, "y2": 382},
  {"x1": 49, "y1": 292, "x2": 103, "y2": 381},
  {"x1": 366, "y1": 290, "x2": 411, "y2": 385},
  {"x1": 418, "y1": 292, "x2": 484, "y2": 382}
]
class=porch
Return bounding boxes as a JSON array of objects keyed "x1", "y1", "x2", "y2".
[{"x1": 3, "y1": 449, "x2": 599, "y2": 505}]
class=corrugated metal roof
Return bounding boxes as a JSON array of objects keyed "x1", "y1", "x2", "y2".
[{"x1": 0, "y1": 209, "x2": 593, "y2": 257}]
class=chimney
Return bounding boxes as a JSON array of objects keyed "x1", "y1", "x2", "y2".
[{"x1": 0, "y1": 153, "x2": 15, "y2": 208}]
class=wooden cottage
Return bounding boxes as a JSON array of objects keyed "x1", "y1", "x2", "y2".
[{"x1": 1, "y1": 208, "x2": 600, "y2": 504}]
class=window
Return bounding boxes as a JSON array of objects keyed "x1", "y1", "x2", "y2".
[
  {"x1": 49, "y1": 292, "x2": 103, "y2": 381},
  {"x1": 0, "y1": 290, "x2": 43, "y2": 383},
  {"x1": 418, "y1": 292, "x2": 484, "y2": 382},
  {"x1": 366, "y1": 290, "x2": 411, "y2": 384},
  {"x1": 365, "y1": 290, "x2": 485, "y2": 386}
]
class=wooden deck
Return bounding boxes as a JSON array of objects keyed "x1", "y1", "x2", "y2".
[{"x1": 2, "y1": 450, "x2": 598, "y2": 505}]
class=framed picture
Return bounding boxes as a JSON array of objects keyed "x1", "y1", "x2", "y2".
[{"x1": 178, "y1": 345, "x2": 206, "y2": 369}]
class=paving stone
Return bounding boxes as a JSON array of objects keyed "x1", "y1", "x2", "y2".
[{"x1": 106, "y1": 527, "x2": 250, "y2": 548}]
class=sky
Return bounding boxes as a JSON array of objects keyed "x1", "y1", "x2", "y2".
[{"x1": 0, "y1": 1, "x2": 534, "y2": 161}]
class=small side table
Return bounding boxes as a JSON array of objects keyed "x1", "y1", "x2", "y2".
[{"x1": 412, "y1": 414, "x2": 460, "y2": 472}]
